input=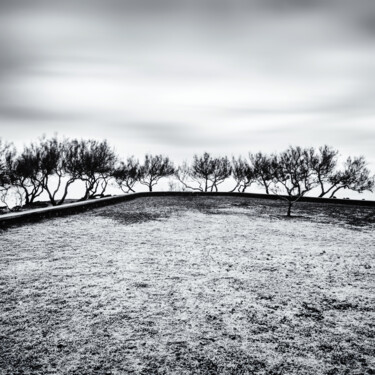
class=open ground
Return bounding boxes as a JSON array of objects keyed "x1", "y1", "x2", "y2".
[{"x1": 0, "y1": 196, "x2": 374, "y2": 375}]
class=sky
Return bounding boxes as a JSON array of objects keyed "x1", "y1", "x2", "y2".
[{"x1": 0, "y1": 0, "x2": 375, "y2": 172}]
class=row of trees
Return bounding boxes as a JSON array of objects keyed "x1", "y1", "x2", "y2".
[
  {"x1": 1, "y1": 137, "x2": 374, "y2": 215},
  {"x1": 0, "y1": 137, "x2": 176, "y2": 208},
  {"x1": 176, "y1": 147, "x2": 374, "y2": 215}
]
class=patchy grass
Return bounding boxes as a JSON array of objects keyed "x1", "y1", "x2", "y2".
[{"x1": 0, "y1": 196, "x2": 374, "y2": 375}]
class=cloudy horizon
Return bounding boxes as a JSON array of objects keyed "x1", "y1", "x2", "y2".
[{"x1": 1, "y1": 0, "x2": 375, "y2": 169}]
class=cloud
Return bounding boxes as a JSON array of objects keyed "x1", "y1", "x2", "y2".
[
  {"x1": 0, "y1": 0, "x2": 374, "y2": 172},
  {"x1": 0, "y1": 104, "x2": 82, "y2": 122}
]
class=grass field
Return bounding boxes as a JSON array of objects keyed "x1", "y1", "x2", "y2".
[{"x1": 0, "y1": 196, "x2": 374, "y2": 375}]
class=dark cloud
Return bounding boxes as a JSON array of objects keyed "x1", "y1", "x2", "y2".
[{"x1": 0, "y1": 104, "x2": 81, "y2": 122}]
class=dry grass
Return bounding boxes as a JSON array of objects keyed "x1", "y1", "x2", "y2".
[{"x1": 0, "y1": 196, "x2": 374, "y2": 374}]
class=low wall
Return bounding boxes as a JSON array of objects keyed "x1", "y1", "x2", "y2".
[{"x1": 0, "y1": 191, "x2": 374, "y2": 228}]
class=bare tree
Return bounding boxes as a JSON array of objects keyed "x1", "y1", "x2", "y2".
[
  {"x1": 112, "y1": 157, "x2": 141, "y2": 193},
  {"x1": 176, "y1": 152, "x2": 231, "y2": 192},
  {"x1": 175, "y1": 161, "x2": 203, "y2": 191},
  {"x1": 271, "y1": 146, "x2": 318, "y2": 216},
  {"x1": 78, "y1": 139, "x2": 117, "y2": 200},
  {"x1": 139, "y1": 154, "x2": 175, "y2": 192},
  {"x1": 250, "y1": 152, "x2": 276, "y2": 194},
  {"x1": 231, "y1": 157, "x2": 257, "y2": 192},
  {"x1": 325, "y1": 156, "x2": 374, "y2": 198}
]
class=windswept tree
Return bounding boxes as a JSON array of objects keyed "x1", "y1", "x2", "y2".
[
  {"x1": 231, "y1": 157, "x2": 257, "y2": 192},
  {"x1": 250, "y1": 152, "x2": 276, "y2": 194},
  {"x1": 0, "y1": 140, "x2": 25, "y2": 210},
  {"x1": 59, "y1": 139, "x2": 87, "y2": 203},
  {"x1": 271, "y1": 146, "x2": 318, "y2": 216},
  {"x1": 9, "y1": 145, "x2": 44, "y2": 205},
  {"x1": 0, "y1": 139, "x2": 12, "y2": 190},
  {"x1": 324, "y1": 156, "x2": 374, "y2": 198},
  {"x1": 0, "y1": 139, "x2": 14, "y2": 209},
  {"x1": 112, "y1": 157, "x2": 141, "y2": 193},
  {"x1": 139, "y1": 154, "x2": 175, "y2": 192},
  {"x1": 310, "y1": 145, "x2": 339, "y2": 197},
  {"x1": 38, "y1": 136, "x2": 70, "y2": 206},
  {"x1": 209, "y1": 155, "x2": 232, "y2": 191},
  {"x1": 78, "y1": 139, "x2": 117, "y2": 200},
  {"x1": 176, "y1": 152, "x2": 232, "y2": 192},
  {"x1": 30, "y1": 136, "x2": 92, "y2": 206},
  {"x1": 175, "y1": 161, "x2": 201, "y2": 191}
]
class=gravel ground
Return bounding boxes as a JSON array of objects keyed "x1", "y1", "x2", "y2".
[{"x1": 0, "y1": 196, "x2": 374, "y2": 375}]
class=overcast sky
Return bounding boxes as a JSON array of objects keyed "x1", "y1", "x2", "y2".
[{"x1": 0, "y1": 0, "x2": 375, "y2": 168}]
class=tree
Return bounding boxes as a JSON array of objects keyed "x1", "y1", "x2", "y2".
[
  {"x1": 9, "y1": 145, "x2": 44, "y2": 205},
  {"x1": 37, "y1": 136, "x2": 70, "y2": 206},
  {"x1": 310, "y1": 145, "x2": 339, "y2": 197},
  {"x1": 325, "y1": 156, "x2": 374, "y2": 198},
  {"x1": 0, "y1": 139, "x2": 18, "y2": 211},
  {"x1": 0, "y1": 139, "x2": 12, "y2": 190},
  {"x1": 209, "y1": 155, "x2": 232, "y2": 192},
  {"x1": 271, "y1": 146, "x2": 318, "y2": 216},
  {"x1": 250, "y1": 152, "x2": 276, "y2": 194},
  {"x1": 175, "y1": 152, "x2": 232, "y2": 192},
  {"x1": 33, "y1": 136, "x2": 90, "y2": 206},
  {"x1": 231, "y1": 157, "x2": 257, "y2": 192},
  {"x1": 139, "y1": 154, "x2": 175, "y2": 192},
  {"x1": 77, "y1": 139, "x2": 117, "y2": 200},
  {"x1": 0, "y1": 139, "x2": 13, "y2": 208},
  {"x1": 59, "y1": 139, "x2": 87, "y2": 203},
  {"x1": 112, "y1": 157, "x2": 141, "y2": 193}
]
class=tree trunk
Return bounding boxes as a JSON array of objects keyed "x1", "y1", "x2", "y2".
[
  {"x1": 320, "y1": 184, "x2": 338, "y2": 198},
  {"x1": 264, "y1": 181, "x2": 270, "y2": 194},
  {"x1": 82, "y1": 188, "x2": 90, "y2": 200},
  {"x1": 57, "y1": 180, "x2": 74, "y2": 205},
  {"x1": 287, "y1": 201, "x2": 292, "y2": 217},
  {"x1": 23, "y1": 188, "x2": 30, "y2": 205},
  {"x1": 329, "y1": 186, "x2": 343, "y2": 198},
  {"x1": 126, "y1": 183, "x2": 135, "y2": 193},
  {"x1": 319, "y1": 180, "x2": 325, "y2": 197},
  {"x1": 45, "y1": 187, "x2": 57, "y2": 206},
  {"x1": 229, "y1": 182, "x2": 240, "y2": 193},
  {"x1": 99, "y1": 179, "x2": 109, "y2": 197}
]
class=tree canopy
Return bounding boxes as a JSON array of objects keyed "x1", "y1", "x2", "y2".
[{"x1": 0, "y1": 136, "x2": 374, "y2": 214}]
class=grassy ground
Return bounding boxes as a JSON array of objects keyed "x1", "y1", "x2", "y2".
[{"x1": 0, "y1": 196, "x2": 374, "y2": 375}]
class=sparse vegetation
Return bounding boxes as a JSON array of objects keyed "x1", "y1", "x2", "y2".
[
  {"x1": 0, "y1": 196, "x2": 374, "y2": 374},
  {"x1": 113, "y1": 157, "x2": 142, "y2": 193},
  {"x1": 230, "y1": 156, "x2": 256, "y2": 192},
  {"x1": 0, "y1": 136, "x2": 374, "y2": 214},
  {"x1": 270, "y1": 146, "x2": 318, "y2": 216},
  {"x1": 139, "y1": 154, "x2": 175, "y2": 192},
  {"x1": 76, "y1": 139, "x2": 117, "y2": 200},
  {"x1": 176, "y1": 153, "x2": 232, "y2": 192}
]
